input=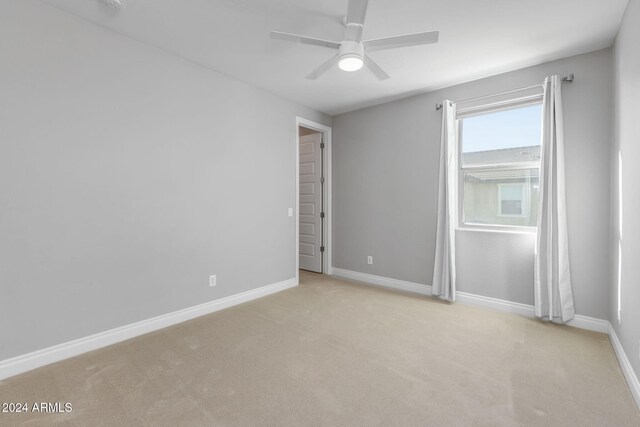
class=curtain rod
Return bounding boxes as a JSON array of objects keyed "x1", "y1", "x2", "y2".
[{"x1": 435, "y1": 74, "x2": 574, "y2": 111}]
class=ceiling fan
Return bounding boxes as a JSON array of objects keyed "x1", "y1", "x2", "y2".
[{"x1": 270, "y1": 0, "x2": 439, "y2": 80}]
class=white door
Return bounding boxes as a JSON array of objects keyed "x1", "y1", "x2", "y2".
[{"x1": 299, "y1": 132, "x2": 323, "y2": 273}]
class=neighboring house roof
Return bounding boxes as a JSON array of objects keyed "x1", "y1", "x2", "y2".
[
  {"x1": 463, "y1": 145, "x2": 541, "y2": 166},
  {"x1": 463, "y1": 145, "x2": 541, "y2": 183}
]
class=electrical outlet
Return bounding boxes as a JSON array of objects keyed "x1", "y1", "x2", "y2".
[
  {"x1": 209, "y1": 275, "x2": 216, "y2": 287},
  {"x1": 288, "y1": 207, "x2": 293, "y2": 217},
  {"x1": 367, "y1": 256, "x2": 373, "y2": 265}
]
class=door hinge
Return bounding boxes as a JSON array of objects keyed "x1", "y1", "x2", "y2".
[
  {"x1": 320, "y1": 246, "x2": 325, "y2": 252},
  {"x1": 320, "y1": 212, "x2": 325, "y2": 218},
  {"x1": 320, "y1": 142, "x2": 325, "y2": 149},
  {"x1": 320, "y1": 176, "x2": 325, "y2": 184}
]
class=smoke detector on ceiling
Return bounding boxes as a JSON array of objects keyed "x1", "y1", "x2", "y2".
[{"x1": 100, "y1": 0, "x2": 124, "y2": 9}]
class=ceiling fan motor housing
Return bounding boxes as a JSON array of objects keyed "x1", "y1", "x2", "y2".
[{"x1": 339, "y1": 41, "x2": 364, "y2": 60}]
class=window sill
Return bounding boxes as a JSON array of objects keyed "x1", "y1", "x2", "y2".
[{"x1": 456, "y1": 226, "x2": 536, "y2": 236}]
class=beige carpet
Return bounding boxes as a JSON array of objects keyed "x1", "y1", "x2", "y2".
[{"x1": 0, "y1": 271, "x2": 638, "y2": 426}]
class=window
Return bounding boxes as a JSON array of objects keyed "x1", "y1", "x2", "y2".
[
  {"x1": 498, "y1": 183, "x2": 527, "y2": 217},
  {"x1": 459, "y1": 102, "x2": 542, "y2": 229}
]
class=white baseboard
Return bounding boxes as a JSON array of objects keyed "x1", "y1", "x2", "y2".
[
  {"x1": 456, "y1": 291, "x2": 609, "y2": 333},
  {"x1": 608, "y1": 323, "x2": 640, "y2": 409},
  {"x1": 456, "y1": 291, "x2": 534, "y2": 317},
  {"x1": 568, "y1": 314, "x2": 611, "y2": 334},
  {"x1": 331, "y1": 268, "x2": 608, "y2": 334},
  {"x1": 331, "y1": 268, "x2": 432, "y2": 296},
  {"x1": 0, "y1": 278, "x2": 297, "y2": 381}
]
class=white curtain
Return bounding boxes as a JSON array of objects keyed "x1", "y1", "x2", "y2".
[
  {"x1": 432, "y1": 100, "x2": 457, "y2": 302},
  {"x1": 534, "y1": 75, "x2": 575, "y2": 322}
]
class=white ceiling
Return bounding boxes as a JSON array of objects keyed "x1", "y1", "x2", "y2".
[{"x1": 39, "y1": 0, "x2": 628, "y2": 115}]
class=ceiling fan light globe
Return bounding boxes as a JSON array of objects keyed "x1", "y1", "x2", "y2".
[{"x1": 338, "y1": 55, "x2": 364, "y2": 72}]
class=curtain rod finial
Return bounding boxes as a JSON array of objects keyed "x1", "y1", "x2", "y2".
[{"x1": 436, "y1": 103, "x2": 443, "y2": 111}]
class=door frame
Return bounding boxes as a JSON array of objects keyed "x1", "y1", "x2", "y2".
[{"x1": 295, "y1": 117, "x2": 333, "y2": 283}]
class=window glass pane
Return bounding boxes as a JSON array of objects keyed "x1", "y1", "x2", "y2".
[
  {"x1": 500, "y1": 184, "x2": 523, "y2": 201},
  {"x1": 461, "y1": 103, "x2": 542, "y2": 166},
  {"x1": 464, "y1": 168, "x2": 539, "y2": 227}
]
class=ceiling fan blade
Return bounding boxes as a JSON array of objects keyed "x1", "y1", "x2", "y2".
[
  {"x1": 306, "y1": 54, "x2": 341, "y2": 80},
  {"x1": 364, "y1": 31, "x2": 439, "y2": 52},
  {"x1": 270, "y1": 31, "x2": 340, "y2": 50},
  {"x1": 364, "y1": 54, "x2": 390, "y2": 81},
  {"x1": 346, "y1": 0, "x2": 369, "y2": 25}
]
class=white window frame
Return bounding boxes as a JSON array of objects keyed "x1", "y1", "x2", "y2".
[{"x1": 457, "y1": 96, "x2": 542, "y2": 232}]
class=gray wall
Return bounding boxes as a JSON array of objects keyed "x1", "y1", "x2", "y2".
[
  {"x1": 333, "y1": 48, "x2": 613, "y2": 319},
  {"x1": 611, "y1": 0, "x2": 640, "y2": 384},
  {"x1": 0, "y1": 0, "x2": 330, "y2": 361}
]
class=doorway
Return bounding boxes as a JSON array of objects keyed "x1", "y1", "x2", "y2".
[{"x1": 296, "y1": 118, "x2": 332, "y2": 279}]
